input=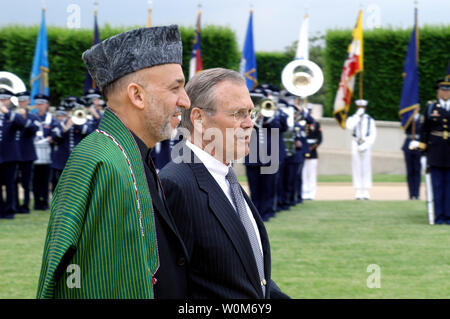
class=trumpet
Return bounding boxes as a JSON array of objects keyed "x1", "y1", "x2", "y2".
[
  {"x1": 71, "y1": 106, "x2": 88, "y2": 125},
  {"x1": 256, "y1": 98, "x2": 278, "y2": 118}
]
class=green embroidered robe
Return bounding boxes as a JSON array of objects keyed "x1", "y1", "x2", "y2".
[{"x1": 36, "y1": 108, "x2": 159, "y2": 298}]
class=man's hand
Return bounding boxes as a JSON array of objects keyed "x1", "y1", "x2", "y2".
[
  {"x1": 358, "y1": 142, "x2": 368, "y2": 152},
  {"x1": 409, "y1": 140, "x2": 420, "y2": 150}
]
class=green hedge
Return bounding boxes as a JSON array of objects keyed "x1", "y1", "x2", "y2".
[
  {"x1": 325, "y1": 26, "x2": 450, "y2": 120},
  {"x1": 0, "y1": 24, "x2": 240, "y2": 105}
]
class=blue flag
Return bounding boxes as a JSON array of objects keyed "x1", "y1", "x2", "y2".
[
  {"x1": 84, "y1": 11, "x2": 101, "y2": 92},
  {"x1": 30, "y1": 9, "x2": 49, "y2": 105},
  {"x1": 240, "y1": 10, "x2": 257, "y2": 91},
  {"x1": 399, "y1": 8, "x2": 419, "y2": 129}
]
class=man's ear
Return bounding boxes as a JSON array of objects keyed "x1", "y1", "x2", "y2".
[
  {"x1": 126, "y1": 82, "x2": 145, "y2": 110},
  {"x1": 191, "y1": 107, "x2": 204, "y2": 131}
]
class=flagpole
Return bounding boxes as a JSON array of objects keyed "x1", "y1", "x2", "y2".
[
  {"x1": 94, "y1": 0, "x2": 98, "y2": 16},
  {"x1": 147, "y1": 1, "x2": 152, "y2": 27}
]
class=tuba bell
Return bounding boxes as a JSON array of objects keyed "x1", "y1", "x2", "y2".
[
  {"x1": 0, "y1": 71, "x2": 27, "y2": 107},
  {"x1": 281, "y1": 59, "x2": 323, "y2": 98}
]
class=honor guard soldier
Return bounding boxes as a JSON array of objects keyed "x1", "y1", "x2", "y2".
[
  {"x1": 14, "y1": 91, "x2": 40, "y2": 214},
  {"x1": 302, "y1": 109, "x2": 322, "y2": 201},
  {"x1": 51, "y1": 97, "x2": 93, "y2": 189},
  {"x1": 411, "y1": 77, "x2": 450, "y2": 224},
  {"x1": 402, "y1": 108, "x2": 423, "y2": 200},
  {"x1": 281, "y1": 104, "x2": 310, "y2": 207},
  {"x1": 32, "y1": 94, "x2": 58, "y2": 210},
  {"x1": 0, "y1": 88, "x2": 26, "y2": 218},
  {"x1": 345, "y1": 99, "x2": 377, "y2": 200}
]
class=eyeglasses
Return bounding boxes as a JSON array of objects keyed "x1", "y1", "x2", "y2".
[{"x1": 200, "y1": 107, "x2": 258, "y2": 122}]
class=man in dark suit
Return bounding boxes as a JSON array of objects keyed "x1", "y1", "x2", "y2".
[{"x1": 159, "y1": 68, "x2": 289, "y2": 299}]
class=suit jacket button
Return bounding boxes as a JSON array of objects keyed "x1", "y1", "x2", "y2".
[
  {"x1": 261, "y1": 279, "x2": 267, "y2": 286},
  {"x1": 177, "y1": 257, "x2": 186, "y2": 266}
]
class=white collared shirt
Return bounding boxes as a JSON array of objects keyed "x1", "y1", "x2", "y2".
[{"x1": 186, "y1": 140, "x2": 263, "y2": 255}]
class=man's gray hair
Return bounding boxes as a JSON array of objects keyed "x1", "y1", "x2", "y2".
[{"x1": 181, "y1": 68, "x2": 246, "y2": 132}]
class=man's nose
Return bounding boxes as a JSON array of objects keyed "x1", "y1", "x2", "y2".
[{"x1": 178, "y1": 88, "x2": 191, "y2": 110}]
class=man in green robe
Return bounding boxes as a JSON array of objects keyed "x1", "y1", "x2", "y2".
[{"x1": 36, "y1": 25, "x2": 191, "y2": 298}]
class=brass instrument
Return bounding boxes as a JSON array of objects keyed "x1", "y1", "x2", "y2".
[
  {"x1": 71, "y1": 106, "x2": 88, "y2": 125},
  {"x1": 281, "y1": 59, "x2": 323, "y2": 98},
  {"x1": 257, "y1": 98, "x2": 278, "y2": 118}
]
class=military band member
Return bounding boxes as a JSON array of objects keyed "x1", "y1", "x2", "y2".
[
  {"x1": 15, "y1": 91, "x2": 39, "y2": 214},
  {"x1": 346, "y1": 99, "x2": 377, "y2": 200},
  {"x1": 32, "y1": 94, "x2": 57, "y2": 211},
  {"x1": 282, "y1": 113, "x2": 310, "y2": 207},
  {"x1": 245, "y1": 86, "x2": 282, "y2": 221},
  {"x1": 83, "y1": 88, "x2": 105, "y2": 129},
  {"x1": 0, "y1": 88, "x2": 26, "y2": 218},
  {"x1": 51, "y1": 97, "x2": 93, "y2": 190},
  {"x1": 402, "y1": 109, "x2": 422, "y2": 200},
  {"x1": 411, "y1": 77, "x2": 450, "y2": 224}
]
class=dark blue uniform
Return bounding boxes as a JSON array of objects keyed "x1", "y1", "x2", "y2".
[
  {"x1": 419, "y1": 99, "x2": 450, "y2": 224},
  {"x1": 245, "y1": 115, "x2": 282, "y2": 221},
  {"x1": 274, "y1": 109, "x2": 289, "y2": 211},
  {"x1": 282, "y1": 121, "x2": 310, "y2": 207},
  {"x1": 15, "y1": 111, "x2": 40, "y2": 213},
  {"x1": 51, "y1": 119, "x2": 93, "y2": 190},
  {"x1": 0, "y1": 109, "x2": 26, "y2": 218},
  {"x1": 402, "y1": 113, "x2": 422, "y2": 200}
]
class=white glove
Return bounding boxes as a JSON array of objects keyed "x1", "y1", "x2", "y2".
[
  {"x1": 409, "y1": 140, "x2": 420, "y2": 150},
  {"x1": 356, "y1": 108, "x2": 365, "y2": 116},
  {"x1": 358, "y1": 143, "x2": 368, "y2": 152}
]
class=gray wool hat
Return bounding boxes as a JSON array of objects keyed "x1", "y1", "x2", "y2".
[{"x1": 82, "y1": 25, "x2": 183, "y2": 91}]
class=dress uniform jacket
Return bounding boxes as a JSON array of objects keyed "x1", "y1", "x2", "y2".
[
  {"x1": 419, "y1": 100, "x2": 450, "y2": 168},
  {"x1": 17, "y1": 111, "x2": 39, "y2": 162},
  {"x1": 305, "y1": 121, "x2": 322, "y2": 159},
  {"x1": 0, "y1": 110, "x2": 26, "y2": 163}
]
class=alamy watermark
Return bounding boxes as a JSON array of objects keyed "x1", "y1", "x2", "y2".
[{"x1": 366, "y1": 264, "x2": 381, "y2": 288}]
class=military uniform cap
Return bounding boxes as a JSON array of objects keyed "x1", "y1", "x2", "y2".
[
  {"x1": 355, "y1": 99, "x2": 368, "y2": 107},
  {"x1": 82, "y1": 25, "x2": 183, "y2": 91},
  {"x1": 15, "y1": 91, "x2": 30, "y2": 101},
  {"x1": 0, "y1": 88, "x2": 13, "y2": 100},
  {"x1": 34, "y1": 93, "x2": 50, "y2": 104},
  {"x1": 436, "y1": 76, "x2": 450, "y2": 90}
]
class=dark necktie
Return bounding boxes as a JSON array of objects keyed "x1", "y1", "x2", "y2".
[{"x1": 225, "y1": 166, "x2": 266, "y2": 296}]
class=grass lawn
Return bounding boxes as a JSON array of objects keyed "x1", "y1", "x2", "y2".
[
  {"x1": 266, "y1": 200, "x2": 450, "y2": 298},
  {"x1": 1, "y1": 200, "x2": 449, "y2": 299}
]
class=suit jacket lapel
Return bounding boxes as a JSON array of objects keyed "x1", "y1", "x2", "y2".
[{"x1": 187, "y1": 150, "x2": 263, "y2": 297}]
